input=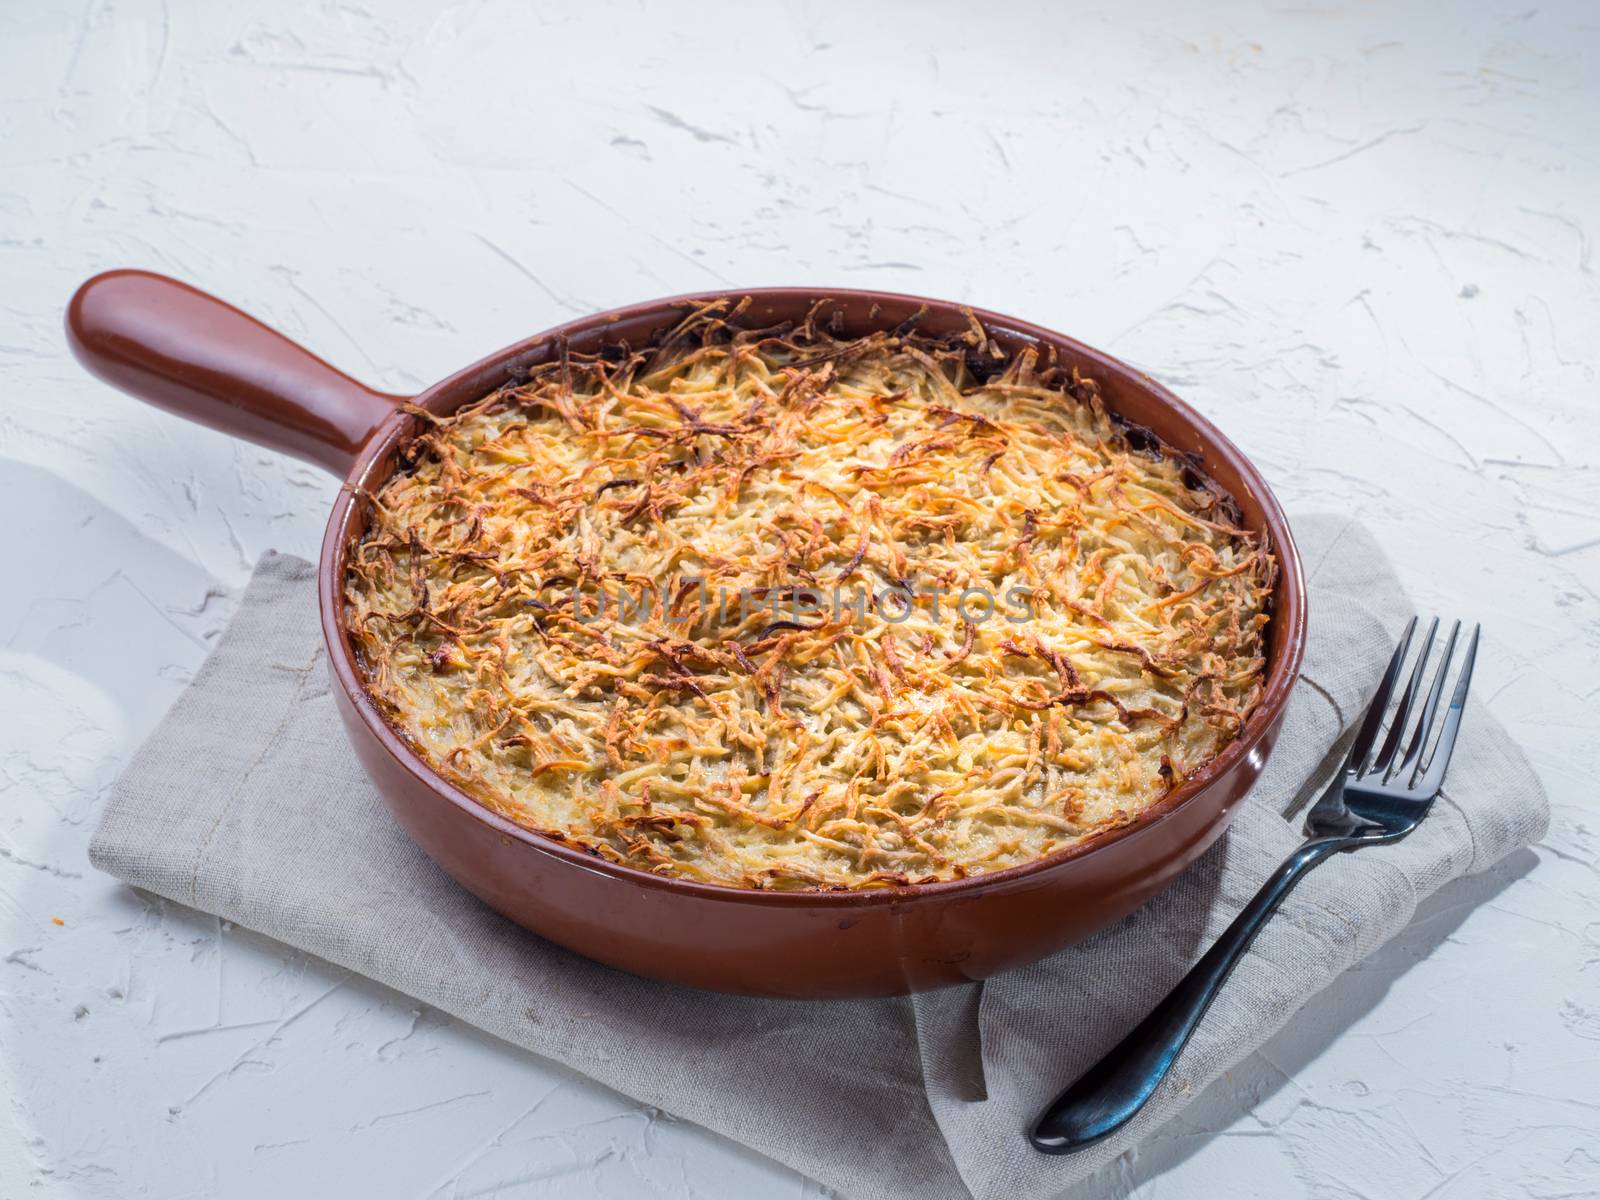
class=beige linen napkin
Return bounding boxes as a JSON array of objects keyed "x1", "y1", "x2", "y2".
[{"x1": 90, "y1": 514, "x2": 1548, "y2": 1200}]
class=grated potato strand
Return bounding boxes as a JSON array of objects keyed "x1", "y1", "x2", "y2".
[{"x1": 344, "y1": 303, "x2": 1273, "y2": 890}]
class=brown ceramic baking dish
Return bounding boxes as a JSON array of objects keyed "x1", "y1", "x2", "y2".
[{"x1": 67, "y1": 269, "x2": 1306, "y2": 999}]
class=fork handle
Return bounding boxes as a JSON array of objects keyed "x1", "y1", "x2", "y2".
[{"x1": 1029, "y1": 834, "x2": 1354, "y2": 1153}]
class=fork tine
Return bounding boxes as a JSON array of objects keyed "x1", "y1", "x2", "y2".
[
  {"x1": 1414, "y1": 624, "x2": 1479, "y2": 793},
  {"x1": 1349, "y1": 617, "x2": 1417, "y2": 775},
  {"x1": 1396, "y1": 620, "x2": 1460, "y2": 783},
  {"x1": 1368, "y1": 617, "x2": 1438, "y2": 778}
]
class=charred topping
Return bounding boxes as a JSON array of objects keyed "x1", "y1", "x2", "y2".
[{"x1": 343, "y1": 300, "x2": 1272, "y2": 891}]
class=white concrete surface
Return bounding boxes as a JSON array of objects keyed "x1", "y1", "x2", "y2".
[{"x1": 2, "y1": 1, "x2": 1596, "y2": 1196}]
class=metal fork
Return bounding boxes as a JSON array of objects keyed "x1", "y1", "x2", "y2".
[{"x1": 1030, "y1": 617, "x2": 1480, "y2": 1154}]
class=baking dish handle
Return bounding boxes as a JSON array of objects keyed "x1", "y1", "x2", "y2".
[{"x1": 66, "y1": 269, "x2": 405, "y2": 477}]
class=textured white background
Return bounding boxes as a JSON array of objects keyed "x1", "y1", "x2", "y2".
[{"x1": 2, "y1": 1, "x2": 1597, "y2": 1196}]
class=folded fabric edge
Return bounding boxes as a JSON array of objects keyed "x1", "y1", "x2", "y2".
[{"x1": 80, "y1": 515, "x2": 1554, "y2": 1200}]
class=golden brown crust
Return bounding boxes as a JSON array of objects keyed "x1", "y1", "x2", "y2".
[{"x1": 343, "y1": 303, "x2": 1273, "y2": 890}]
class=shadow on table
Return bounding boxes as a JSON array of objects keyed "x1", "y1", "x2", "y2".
[
  {"x1": 1057, "y1": 846, "x2": 1540, "y2": 1200},
  {"x1": 0, "y1": 459, "x2": 222, "y2": 741},
  {"x1": 80, "y1": 845, "x2": 1537, "y2": 1199}
]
